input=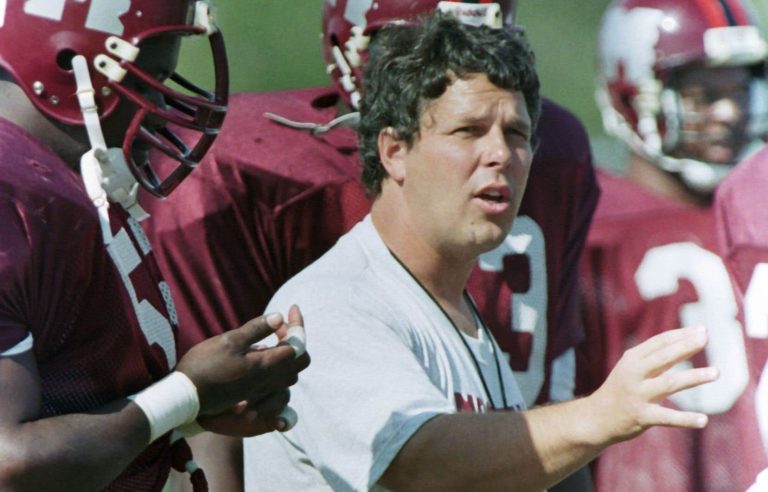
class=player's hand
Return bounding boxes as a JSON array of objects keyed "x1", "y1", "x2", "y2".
[
  {"x1": 588, "y1": 326, "x2": 719, "y2": 443},
  {"x1": 197, "y1": 389, "x2": 293, "y2": 437},
  {"x1": 176, "y1": 306, "x2": 310, "y2": 417}
]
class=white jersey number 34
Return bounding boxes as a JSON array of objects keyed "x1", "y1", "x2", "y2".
[{"x1": 635, "y1": 242, "x2": 748, "y2": 414}]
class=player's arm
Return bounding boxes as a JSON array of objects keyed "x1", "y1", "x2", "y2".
[
  {"x1": 379, "y1": 326, "x2": 717, "y2": 492},
  {"x1": 0, "y1": 311, "x2": 309, "y2": 491},
  {"x1": 169, "y1": 434, "x2": 244, "y2": 492},
  {"x1": 0, "y1": 349, "x2": 151, "y2": 491}
]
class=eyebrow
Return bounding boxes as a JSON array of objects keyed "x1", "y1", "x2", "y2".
[
  {"x1": 504, "y1": 117, "x2": 532, "y2": 136},
  {"x1": 453, "y1": 113, "x2": 531, "y2": 130}
]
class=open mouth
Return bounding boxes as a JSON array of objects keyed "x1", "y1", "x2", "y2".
[
  {"x1": 474, "y1": 185, "x2": 512, "y2": 215},
  {"x1": 476, "y1": 186, "x2": 511, "y2": 203},
  {"x1": 478, "y1": 190, "x2": 509, "y2": 203}
]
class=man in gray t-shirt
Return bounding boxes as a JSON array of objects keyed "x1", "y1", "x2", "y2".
[{"x1": 245, "y1": 13, "x2": 719, "y2": 492}]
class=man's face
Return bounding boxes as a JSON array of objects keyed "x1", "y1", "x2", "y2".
[
  {"x1": 670, "y1": 65, "x2": 753, "y2": 165},
  {"x1": 399, "y1": 73, "x2": 533, "y2": 258}
]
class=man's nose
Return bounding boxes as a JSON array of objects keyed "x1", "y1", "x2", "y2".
[
  {"x1": 483, "y1": 126, "x2": 512, "y2": 167},
  {"x1": 708, "y1": 97, "x2": 741, "y2": 123}
]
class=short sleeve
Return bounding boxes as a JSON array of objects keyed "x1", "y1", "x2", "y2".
[
  {"x1": 269, "y1": 291, "x2": 455, "y2": 491},
  {"x1": 0, "y1": 198, "x2": 33, "y2": 352}
]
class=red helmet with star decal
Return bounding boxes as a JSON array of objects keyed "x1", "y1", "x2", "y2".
[
  {"x1": 322, "y1": 0, "x2": 517, "y2": 109},
  {"x1": 0, "y1": 0, "x2": 229, "y2": 197}
]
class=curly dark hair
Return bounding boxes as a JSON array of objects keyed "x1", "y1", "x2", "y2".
[{"x1": 357, "y1": 13, "x2": 540, "y2": 195}]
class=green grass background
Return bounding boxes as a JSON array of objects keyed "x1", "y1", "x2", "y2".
[{"x1": 178, "y1": 1, "x2": 617, "y2": 160}]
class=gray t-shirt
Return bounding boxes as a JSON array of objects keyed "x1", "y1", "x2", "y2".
[{"x1": 244, "y1": 215, "x2": 525, "y2": 491}]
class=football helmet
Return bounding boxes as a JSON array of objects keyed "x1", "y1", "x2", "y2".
[
  {"x1": 0, "y1": 0, "x2": 229, "y2": 198},
  {"x1": 596, "y1": 0, "x2": 768, "y2": 193},
  {"x1": 322, "y1": 0, "x2": 518, "y2": 109}
]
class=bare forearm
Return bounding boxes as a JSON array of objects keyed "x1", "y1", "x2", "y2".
[
  {"x1": 180, "y1": 433, "x2": 243, "y2": 492},
  {"x1": 381, "y1": 399, "x2": 606, "y2": 492},
  {"x1": 0, "y1": 400, "x2": 150, "y2": 491},
  {"x1": 381, "y1": 327, "x2": 717, "y2": 491}
]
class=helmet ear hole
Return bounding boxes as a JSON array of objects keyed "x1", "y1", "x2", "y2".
[{"x1": 56, "y1": 49, "x2": 77, "y2": 71}]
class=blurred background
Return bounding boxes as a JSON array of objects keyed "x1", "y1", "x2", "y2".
[{"x1": 177, "y1": 0, "x2": 624, "y2": 169}]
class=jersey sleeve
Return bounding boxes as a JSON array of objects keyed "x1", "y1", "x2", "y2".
[
  {"x1": 0, "y1": 197, "x2": 33, "y2": 353},
  {"x1": 544, "y1": 103, "x2": 600, "y2": 361},
  {"x1": 147, "y1": 159, "x2": 370, "y2": 355}
]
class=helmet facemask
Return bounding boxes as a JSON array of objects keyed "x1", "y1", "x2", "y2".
[
  {"x1": 0, "y1": 0, "x2": 228, "y2": 200},
  {"x1": 94, "y1": 1, "x2": 229, "y2": 198},
  {"x1": 660, "y1": 64, "x2": 768, "y2": 167},
  {"x1": 596, "y1": 1, "x2": 768, "y2": 194}
]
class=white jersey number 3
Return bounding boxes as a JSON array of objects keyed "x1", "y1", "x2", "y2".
[
  {"x1": 635, "y1": 242, "x2": 747, "y2": 414},
  {"x1": 479, "y1": 216, "x2": 548, "y2": 406}
]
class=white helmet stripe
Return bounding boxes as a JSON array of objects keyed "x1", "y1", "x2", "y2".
[
  {"x1": 344, "y1": 0, "x2": 374, "y2": 28},
  {"x1": 86, "y1": 0, "x2": 130, "y2": 35},
  {"x1": 24, "y1": 0, "x2": 65, "y2": 21}
]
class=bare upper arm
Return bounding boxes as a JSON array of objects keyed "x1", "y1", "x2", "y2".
[{"x1": 0, "y1": 349, "x2": 42, "y2": 429}]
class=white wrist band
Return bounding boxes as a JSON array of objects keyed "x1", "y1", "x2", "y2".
[{"x1": 128, "y1": 371, "x2": 200, "y2": 443}]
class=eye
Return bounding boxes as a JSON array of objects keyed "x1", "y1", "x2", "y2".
[
  {"x1": 504, "y1": 127, "x2": 530, "y2": 142},
  {"x1": 453, "y1": 125, "x2": 484, "y2": 136}
]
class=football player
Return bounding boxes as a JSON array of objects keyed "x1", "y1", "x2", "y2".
[
  {"x1": 0, "y1": 1, "x2": 308, "y2": 490},
  {"x1": 715, "y1": 128, "x2": 768, "y2": 492},
  {"x1": 145, "y1": 0, "x2": 599, "y2": 488},
  {"x1": 578, "y1": 0, "x2": 768, "y2": 490}
]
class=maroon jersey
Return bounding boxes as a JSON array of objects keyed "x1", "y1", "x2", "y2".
[
  {"x1": 468, "y1": 100, "x2": 599, "y2": 406},
  {"x1": 579, "y1": 169, "x2": 766, "y2": 492},
  {"x1": 145, "y1": 88, "x2": 598, "y2": 409},
  {"x1": 0, "y1": 119, "x2": 179, "y2": 491},
  {"x1": 144, "y1": 88, "x2": 371, "y2": 352},
  {"x1": 716, "y1": 146, "x2": 768, "y2": 482}
]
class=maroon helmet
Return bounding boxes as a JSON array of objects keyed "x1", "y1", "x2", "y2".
[
  {"x1": 0, "y1": 0, "x2": 229, "y2": 198},
  {"x1": 322, "y1": 0, "x2": 518, "y2": 109},
  {"x1": 596, "y1": 0, "x2": 768, "y2": 193}
]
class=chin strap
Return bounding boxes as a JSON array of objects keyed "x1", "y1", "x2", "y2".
[
  {"x1": 263, "y1": 110, "x2": 359, "y2": 135},
  {"x1": 72, "y1": 55, "x2": 148, "y2": 245}
]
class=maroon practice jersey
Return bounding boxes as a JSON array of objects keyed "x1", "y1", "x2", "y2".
[
  {"x1": 144, "y1": 88, "x2": 371, "y2": 352},
  {"x1": 0, "y1": 119, "x2": 179, "y2": 491},
  {"x1": 145, "y1": 88, "x2": 598, "y2": 408},
  {"x1": 716, "y1": 146, "x2": 768, "y2": 484},
  {"x1": 468, "y1": 99, "x2": 599, "y2": 406},
  {"x1": 579, "y1": 169, "x2": 766, "y2": 492}
]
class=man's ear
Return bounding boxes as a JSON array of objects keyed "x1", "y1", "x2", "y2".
[{"x1": 378, "y1": 127, "x2": 407, "y2": 184}]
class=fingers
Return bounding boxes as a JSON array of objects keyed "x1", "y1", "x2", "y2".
[
  {"x1": 224, "y1": 313, "x2": 283, "y2": 349},
  {"x1": 288, "y1": 304, "x2": 303, "y2": 327},
  {"x1": 643, "y1": 405, "x2": 709, "y2": 429},
  {"x1": 250, "y1": 389, "x2": 292, "y2": 417},
  {"x1": 252, "y1": 392, "x2": 297, "y2": 432},
  {"x1": 197, "y1": 391, "x2": 293, "y2": 437},
  {"x1": 642, "y1": 326, "x2": 708, "y2": 378},
  {"x1": 281, "y1": 305, "x2": 306, "y2": 358},
  {"x1": 645, "y1": 366, "x2": 719, "y2": 401},
  {"x1": 241, "y1": 344, "x2": 310, "y2": 401},
  {"x1": 245, "y1": 343, "x2": 299, "y2": 367},
  {"x1": 631, "y1": 326, "x2": 705, "y2": 360},
  {"x1": 276, "y1": 406, "x2": 298, "y2": 431}
]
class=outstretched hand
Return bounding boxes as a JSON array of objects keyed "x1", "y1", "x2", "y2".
[{"x1": 589, "y1": 326, "x2": 719, "y2": 444}]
